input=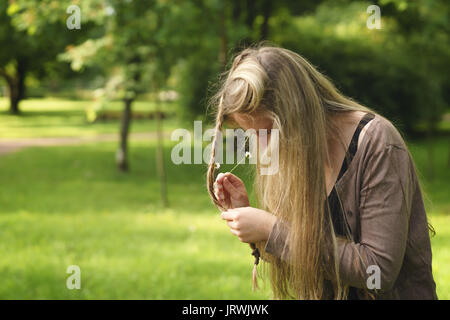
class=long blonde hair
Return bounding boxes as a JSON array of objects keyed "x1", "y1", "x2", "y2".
[{"x1": 207, "y1": 43, "x2": 376, "y2": 299}]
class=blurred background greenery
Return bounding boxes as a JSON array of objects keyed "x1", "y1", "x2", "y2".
[{"x1": 0, "y1": 0, "x2": 448, "y2": 299}]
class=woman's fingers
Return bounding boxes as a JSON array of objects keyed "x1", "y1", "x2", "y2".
[
  {"x1": 214, "y1": 181, "x2": 224, "y2": 199},
  {"x1": 215, "y1": 172, "x2": 226, "y2": 184},
  {"x1": 218, "y1": 173, "x2": 244, "y2": 189},
  {"x1": 216, "y1": 172, "x2": 243, "y2": 186},
  {"x1": 226, "y1": 220, "x2": 238, "y2": 229},
  {"x1": 214, "y1": 185, "x2": 223, "y2": 199},
  {"x1": 222, "y1": 209, "x2": 247, "y2": 241},
  {"x1": 216, "y1": 173, "x2": 249, "y2": 209},
  {"x1": 221, "y1": 210, "x2": 237, "y2": 221},
  {"x1": 229, "y1": 227, "x2": 241, "y2": 238},
  {"x1": 223, "y1": 177, "x2": 239, "y2": 195},
  {"x1": 222, "y1": 173, "x2": 244, "y2": 188},
  {"x1": 216, "y1": 173, "x2": 245, "y2": 196}
]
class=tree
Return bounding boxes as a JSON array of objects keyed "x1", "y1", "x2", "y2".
[
  {"x1": 1, "y1": 1, "x2": 91, "y2": 114},
  {"x1": 0, "y1": 2, "x2": 35, "y2": 114},
  {"x1": 54, "y1": 0, "x2": 164, "y2": 171},
  {"x1": 11, "y1": 0, "x2": 179, "y2": 206},
  {"x1": 60, "y1": 0, "x2": 183, "y2": 205}
]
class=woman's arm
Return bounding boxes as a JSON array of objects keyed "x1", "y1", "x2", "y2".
[{"x1": 335, "y1": 145, "x2": 413, "y2": 292}]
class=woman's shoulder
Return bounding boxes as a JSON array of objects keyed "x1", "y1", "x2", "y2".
[{"x1": 360, "y1": 112, "x2": 409, "y2": 154}]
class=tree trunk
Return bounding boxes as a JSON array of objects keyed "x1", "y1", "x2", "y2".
[
  {"x1": 240, "y1": 0, "x2": 256, "y2": 46},
  {"x1": 116, "y1": 54, "x2": 141, "y2": 172},
  {"x1": 245, "y1": 0, "x2": 256, "y2": 30},
  {"x1": 260, "y1": 0, "x2": 272, "y2": 40},
  {"x1": 9, "y1": 83, "x2": 20, "y2": 115},
  {"x1": 155, "y1": 98, "x2": 168, "y2": 207},
  {"x1": 232, "y1": 0, "x2": 241, "y2": 22},
  {"x1": 5, "y1": 60, "x2": 27, "y2": 115},
  {"x1": 218, "y1": 2, "x2": 228, "y2": 69},
  {"x1": 116, "y1": 98, "x2": 133, "y2": 172}
]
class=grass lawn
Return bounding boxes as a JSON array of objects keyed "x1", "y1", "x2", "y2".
[
  {"x1": 0, "y1": 141, "x2": 273, "y2": 299},
  {"x1": 0, "y1": 98, "x2": 448, "y2": 299},
  {"x1": 407, "y1": 139, "x2": 450, "y2": 299}
]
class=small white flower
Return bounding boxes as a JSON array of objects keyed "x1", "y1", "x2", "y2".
[
  {"x1": 215, "y1": 162, "x2": 220, "y2": 169},
  {"x1": 245, "y1": 151, "x2": 252, "y2": 159}
]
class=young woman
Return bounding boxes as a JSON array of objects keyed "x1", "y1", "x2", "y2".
[{"x1": 206, "y1": 44, "x2": 437, "y2": 300}]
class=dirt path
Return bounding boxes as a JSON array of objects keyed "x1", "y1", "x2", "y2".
[{"x1": 0, "y1": 132, "x2": 165, "y2": 156}]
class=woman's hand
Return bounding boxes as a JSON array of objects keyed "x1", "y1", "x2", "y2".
[
  {"x1": 214, "y1": 172, "x2": 250, "y2": 210},
  {"x1": 221, "y1": 207, "x2": 276, "y2": 243}
]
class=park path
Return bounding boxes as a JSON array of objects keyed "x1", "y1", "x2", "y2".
[{"x1": 0, "y1": 132, "x2": 164, "y2": 157}]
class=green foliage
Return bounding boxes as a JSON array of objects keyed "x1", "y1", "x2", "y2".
[
  {"x1": 0, "y1": 0, "x2": 100, "y2": 113},
  {"x1": 2, "y1": 0, "x2": 448, "y2": 128},
  {"x1": 172, "y1": 0, "x2": 449, "y2": 130},
  {"x1": 176, "y1": 49, "x2": 222, "y2": 123},
  {"x1": 1, "y1": 0, "x2": 94, "y2": 76},
  {"x1": 271, "y1": 1, "x2": 449, "y2": 134}
]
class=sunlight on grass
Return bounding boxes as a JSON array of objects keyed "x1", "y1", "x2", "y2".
[
  {"x1": 0, "y1": 98, "x2": 178, "y2": 138},
  {"x1": 429, "y1": 214, "x2": 450, "y2": 299}
]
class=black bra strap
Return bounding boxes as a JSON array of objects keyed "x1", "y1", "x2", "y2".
[{"x1": 336, "y1": 113, "x2": 375, "y2": 181}]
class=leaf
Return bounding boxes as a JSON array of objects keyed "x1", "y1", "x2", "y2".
[{"x1": 7, "y1": 3, "x2": 20, "y2": 16}]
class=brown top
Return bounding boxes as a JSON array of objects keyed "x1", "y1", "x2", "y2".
[{"x1": 263, "y1": 113, "x2": 438, "y2": 299}]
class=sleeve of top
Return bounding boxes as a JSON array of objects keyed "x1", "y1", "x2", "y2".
[
  {"x1": 263, "y1": 144, "x2": 415, "y2": 293},
  {"x1": 336, "y1": 144, "x2": 413, "y2": 292},
  {"x1": 264, "y1": 217, "x2": 290, "y2": 260}
]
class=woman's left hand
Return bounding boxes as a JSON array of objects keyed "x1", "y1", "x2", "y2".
[{"x1": 221, "y1": 207, "x2": 276, "y2": 243}]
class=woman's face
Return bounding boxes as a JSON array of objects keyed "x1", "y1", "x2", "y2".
[{"x1": 228, "y1": 111, "x2": 273, "y2": 150}]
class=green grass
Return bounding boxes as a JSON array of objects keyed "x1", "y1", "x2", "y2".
[
  {"x1": 407, "y1": 138, "x2": 450, "y2": 299},
  {"x1": 0, "y1": 141, "x2": 272, "y2": 299},
  {"x1": 0, "y1": 97, "x2": 179, "y2": 138}
]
